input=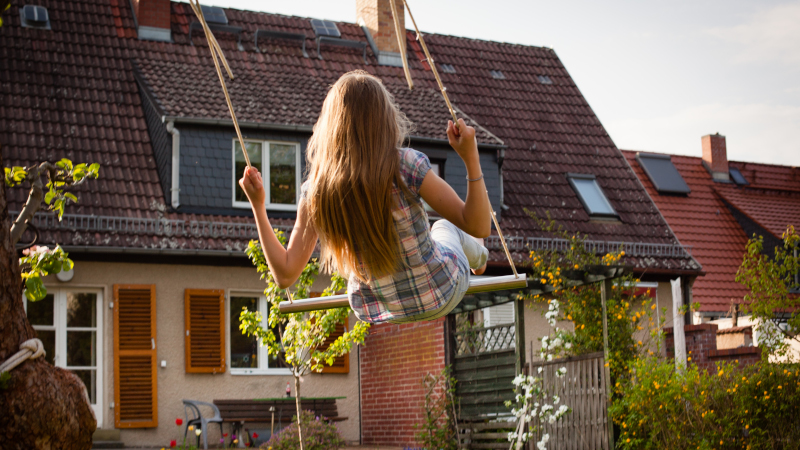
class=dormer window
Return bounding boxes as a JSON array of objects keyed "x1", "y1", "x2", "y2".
[
  {"x1": 233, "y1": 140, "x2": 301, "y2": 211},
  {"x1": 567, "y1": 173, "x2": 617, "y2": 217},
  {"x1": 20, "y1": 5, "x2": 51, "y2": 30}
]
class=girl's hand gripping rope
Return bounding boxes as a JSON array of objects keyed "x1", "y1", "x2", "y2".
[{"x1": 239, "y1": 166, "x2": 265, "y2": 207}]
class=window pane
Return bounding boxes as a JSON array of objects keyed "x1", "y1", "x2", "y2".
[
  {"x1": 27, "y1": 294, "x2": 54, "y2": 326},
  {"x1": 71, "y1": 369, "x2": 96, "y2": 404},
  {"x1": 572, "y1": 178, "x2": 616, "y2": 215},
  {"x1": 66, "y1": 293, "x2": 96, "y2": 328},
  {"x1": 230, "y1": 296, "x2": 259, "y2": 368},
  {"x1": 234, "y1": 142, "x2": 263, "y2": 203},
  {"x1": 269, "y1": 143, "x2": 296, "y2": 205},
  {"x1": 36, "y1": 329, "x2": 55, "y2": 365},
  {"x1": 67, "y1": 331, "x2": 96, "y2": 367}
]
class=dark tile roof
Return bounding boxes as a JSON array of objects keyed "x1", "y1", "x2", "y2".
[
  {"x1": 717, "y1": 325, "x2": 752, "y2": 335},
  {"x1": 623, "y1": 150, "x2": 799, "y2": 312},
  {"x1": 1, "y1": 0, "x2": 696, "y2": 271}
]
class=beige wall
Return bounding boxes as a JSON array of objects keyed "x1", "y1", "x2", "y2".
[{"x1": 45, "y1": 260, "x2": 360, "y2": 446}]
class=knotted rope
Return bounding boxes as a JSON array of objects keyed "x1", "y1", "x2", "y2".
[{"x1": 0, "y1": 338, "x2": 45, "y2": 374}]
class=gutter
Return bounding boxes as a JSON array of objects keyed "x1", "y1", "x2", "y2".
[
  {"x1": 62, "y1": 245, "x2": 249, "y2": 258},
  {"x1": 166, "y1": 121, "x2": 180, "y2": 208}
]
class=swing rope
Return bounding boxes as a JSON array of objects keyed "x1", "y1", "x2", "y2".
[
  {"x1": 190, "y1": 0, "x2": 298, "y2": 303},
  {"x1": 390, "y1": 0, "x2": 519, "y2": 278},
  {"x1": 188, "y1": 0, "x2": 251, "y2": 169}
]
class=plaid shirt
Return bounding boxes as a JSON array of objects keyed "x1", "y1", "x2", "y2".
[{"x1": 346, "y1": 148, "x2": 463, "y2": 323}]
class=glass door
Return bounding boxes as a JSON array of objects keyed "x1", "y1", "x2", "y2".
[{"x1": 25, "y1": 289, "x2": 104, "y2": 426}]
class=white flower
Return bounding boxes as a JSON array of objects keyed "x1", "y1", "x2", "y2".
[
  {"x1": 548, "y1": 414, "x2": 557, "y2": 424},
  {"x1": 536, "y1": 433, "x2": 550, "y2": 450},
  {"x1": 553, "y1": 395, "x2": 560, "y2": 404},
  {"x1": 538, "y1": 367, "x2": 543, "y2": 373},
  {"x1": 556, "y1": 367, "x2": 567, "y2": 377},
  {"x1": 556, "y1": 404, "x2": 569, "y2": 417},
  {"x1": 565, "y1": 342, "x2": 572, "y2": 349}
]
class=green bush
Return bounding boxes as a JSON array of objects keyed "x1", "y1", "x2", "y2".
[
  {"x1": 611, "y1": 357, "x2": 800, "y2": 449},
  {"x1": 262, "y1": 410, "x2": 345, "y2": 450}
]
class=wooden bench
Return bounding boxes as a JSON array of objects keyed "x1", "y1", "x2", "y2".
[{"x1": 213, "y1": 398, "x2": 346, "y2": 441}]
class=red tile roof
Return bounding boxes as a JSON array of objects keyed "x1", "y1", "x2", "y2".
[
  {"x1": 623, "y1": 150, "x2": 800, "y2": 312},
  {"x1": 1, "y1": 0, "x2": 697, "y2": 272}
]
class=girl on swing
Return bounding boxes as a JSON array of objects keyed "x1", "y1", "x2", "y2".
[{"x1": 239, "y1": 70, "x2": 490, "y2": 324}]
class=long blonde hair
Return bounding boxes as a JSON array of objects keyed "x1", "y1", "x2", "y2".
[{"x1": 305, "y1": 70, "x2": 414, "y2": 282}]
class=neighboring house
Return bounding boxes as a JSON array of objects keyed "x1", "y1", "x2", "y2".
[
  {"x1": 2, "y1": 0, "x2": 700, "y2": 447},
  {"x1": 623, "y1": 134, "x2": 800, "y2": 350}
]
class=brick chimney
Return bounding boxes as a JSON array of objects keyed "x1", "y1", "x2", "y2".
[
  {"x1": 132, "y1": 0, "x2": 171, "y2": 42},
  {"x1": 357, "y1": 0, "x2": 405, "y2": 66},
  {"x1": 702, "y1": 133, "x2": 729, "y2": 181}
]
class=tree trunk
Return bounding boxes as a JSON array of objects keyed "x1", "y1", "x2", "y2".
[
  {"x1": 294, "y1": 374, "x2": 304, "y2": 450},
  {"x1": 0, "y1": 153, "x2": 96, "y2": 449}
]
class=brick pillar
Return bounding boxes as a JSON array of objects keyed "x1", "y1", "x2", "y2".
[
  {"x1": 359, "y1": 318, "x2": 446, "y2": 446},
  {"x1": 665, "y1": 323, "x2": 762, "y2": 373},
  {"x1": 133, "y1": 0, "x2": 171, "y2": 42},
  {"x1": 701, "y1": 133, "x2": 729, "y2": 181}
]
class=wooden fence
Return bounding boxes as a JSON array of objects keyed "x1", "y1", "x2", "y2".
[
  {"x1": 453, "y1": 323, "x2": 517, "y2": 421},
  {"x1": 529, "y1": 351, "x2": 610, "y2": 450}
]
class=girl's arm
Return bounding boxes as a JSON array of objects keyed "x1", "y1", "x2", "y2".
[
  {"x1": 239, "y1": 167, "x2": 318, "y2": 289},
  {"x1": 418, "y1": 118, "x2": 492, "y2": 238}
]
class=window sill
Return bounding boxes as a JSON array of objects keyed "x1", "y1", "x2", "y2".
[
  {"x1": 230, "y1": 368, "x2": 293, "y2": 376},
  {"x1": 232, "y1": 202, "x2": 298, "y2": 212}
]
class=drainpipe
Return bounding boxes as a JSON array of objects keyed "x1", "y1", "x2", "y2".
[{"x1": 166, "y1": 121, "x2": 180, "y2": 209}]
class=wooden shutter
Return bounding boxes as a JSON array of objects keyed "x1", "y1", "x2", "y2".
[
  {"x1": 184, "y1": 289, "x2": 226, "y2": 373},
  {"x1": 114, "y1": 285, "x2": 158, "y2": 428},
  {"x1": 320, "y1": 317, "x2": 349, "y2": 374}
]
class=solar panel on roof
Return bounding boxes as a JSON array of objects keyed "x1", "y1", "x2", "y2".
[
  {"x1": 538, "y1": 75, "x2": 553, "y2": 84},
  {"x1": 20, "y1": 5, "x2": 50, "y2": 29},
  {"x1": 567, "y1": 174, "x2": 617, "y2": 216},
  {"x1": 311, "y1": 19, "x2": 341, "y2": 38},
  {"x1": 200, "y1": 5, "x2": 228, "y2": 24},
  {"x1": 729, "y1": 167, "x2": 748, "y2": 185},
  {"x1": 636, "y1": 153, "x2": 691, "y2": 195},
  {"x1": 490, "y1": 70, "x2": 506, "y2": 79},
  {"x1": 440, "y1": 64, "x2": 456, "y2": 74}
]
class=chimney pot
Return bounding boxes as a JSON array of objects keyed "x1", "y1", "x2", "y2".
[
  {"x1": 357, "y1": 0, "x2": 406, "y2": 66},
  {"x1": 702, "y1": 133, "x2": 729, "y2": 181}
]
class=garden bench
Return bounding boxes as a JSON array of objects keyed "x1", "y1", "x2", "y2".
[{"x1": 213, "y1": 398, "x2": 346, "y2": 443}]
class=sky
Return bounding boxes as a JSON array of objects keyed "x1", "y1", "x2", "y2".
[{"x1": 199, "y1": 0, "x2": 800, "y2": 166}]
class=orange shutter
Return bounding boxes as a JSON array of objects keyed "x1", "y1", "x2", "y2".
[
  {"x1": 184, "y1": 289, "x2": 226, "y2": 373},
  {"x1": 320, "y1": 317, "x2": 349, "y2": 374},
  {"x1": 114, "y1": 285, "x2": 158, "y2": 428}
]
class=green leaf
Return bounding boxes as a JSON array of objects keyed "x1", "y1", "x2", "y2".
[
  {"x1": 64, "y1": 192, "x2": 78, "y2": 203},
  {"x1": 57, "y1": 158, "x2": 73, "y2": 171},
  {"x1": 44, "y1": 189, "x2": 56, "y2": 205},
  {"x1": 24, "y1": 277, "x2": 47, "y2": 302}
]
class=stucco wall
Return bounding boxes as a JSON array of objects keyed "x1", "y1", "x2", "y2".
[{"x1": 45, "y1": 260, "x2": 360, "y2": 446}]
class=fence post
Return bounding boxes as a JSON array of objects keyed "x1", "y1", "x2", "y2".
[
  {"x1": 600, "y1": 278, "x2": 615, "y2": 450},
  {"x1": 515, "y1": 298, "x2": 526, "y2": 377}
]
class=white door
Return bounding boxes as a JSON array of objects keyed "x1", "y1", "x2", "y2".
[{"x1": 25, "y1": 289, "x2": 104, "y2": 426}]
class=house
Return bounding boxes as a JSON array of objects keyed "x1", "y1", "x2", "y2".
[
  {"x1": 2, "y1": 0, "x2": 700, "y2": 447},
  {"x1": 622, "y1": 134, "x2": 800, "y2": 356}
]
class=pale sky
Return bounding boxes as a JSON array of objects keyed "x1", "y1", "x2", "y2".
[{"x1": 199, "y1": 0, "x2": 800, "y2": 166}]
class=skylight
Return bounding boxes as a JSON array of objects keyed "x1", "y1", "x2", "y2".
[
  {"x1": 490, "y1": 70, "x2": 506, "y2": 80},
  {"x1": 440, "y1": 64, "x2": 456, "y2": 74},
  {"x1": 567, "y1": 173, "x2": 617, "y2": 216},
  {"x1": 200, "y1": 5, "x2": 228, "y2": 25},
  {"x1": 20, "y1": 5, "x2": 50, "y2": 29},
  {"x1": 729, "y1": 167, "x2": 748, "y2": 185},
  {"x1": 311, "y1": 19, "x2": 341, "y2": 38},
  {"x1": 537, "y1": 75, "x2": 553, "y2": 84},
  {"x1": 636, "y1": 153, "x2": 691, "y2": 195}
]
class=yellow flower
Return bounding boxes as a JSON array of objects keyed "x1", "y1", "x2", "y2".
[
  {"x1": 188, "y1": 425, "x2": 194, "y2": 431},
  {"x1": 574, "y1": 264, "x2": 579, "y2": 269},
  {"x1": 687, "y1": 357, "x2": 692, "y2": 361}
]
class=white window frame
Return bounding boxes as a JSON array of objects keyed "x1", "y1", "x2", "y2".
[
  {"x1": 232, "y1": 139, "x2": 302, "y2": 211},
  {"x1": 23, "y1": 288, "x2": 104, "y2": 427},
  {"x1": 227, "y1": 290, "x2": 291, "y2": 375}
]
